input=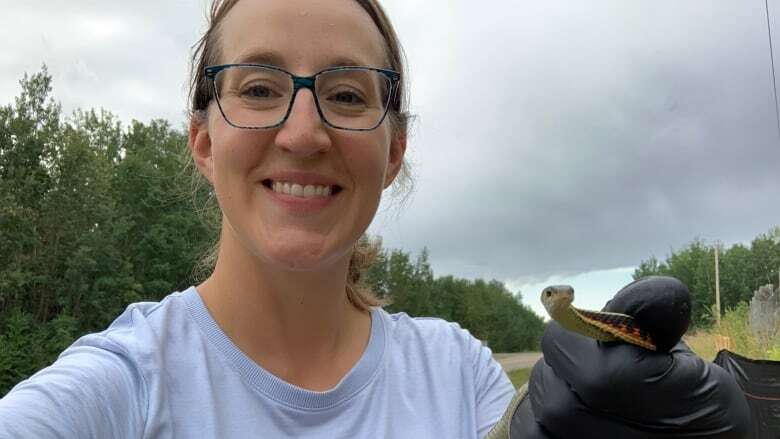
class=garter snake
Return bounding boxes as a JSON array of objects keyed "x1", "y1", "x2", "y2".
[{"x1": 540, "y1": 285, "x2": 656, "y2": 351}]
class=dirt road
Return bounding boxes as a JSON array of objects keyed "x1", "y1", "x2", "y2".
[{"x1": 493, "y1": 352, "x2": 543, "y2": 372}]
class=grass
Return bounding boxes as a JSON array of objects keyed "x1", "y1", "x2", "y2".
[
  {"x1": 685, "y1": 302, "x2": 780, "y2": 361},
  {"x1": 684, "y1": 332, "x2": 720, "y2": 361},
  {"x1": 507, "y1": 368, "x2": 532, "y2": 389}
]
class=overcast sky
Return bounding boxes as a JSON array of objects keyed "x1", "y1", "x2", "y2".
[{"x1": 3, "y1": 1, "x2": 780, "y2": 318}]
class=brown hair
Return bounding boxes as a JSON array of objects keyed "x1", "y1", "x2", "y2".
[{"x1": 187, "y1": 0, "x2": 413, "y2": 311}]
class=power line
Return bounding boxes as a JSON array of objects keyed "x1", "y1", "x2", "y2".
[{"x1": 764, "y1": 0, "x2": 780, "y2": 142}]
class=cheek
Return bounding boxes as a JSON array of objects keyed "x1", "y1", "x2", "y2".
[
  {"x1": 211, "y1": 129, "x2": 272, "y2": 184},
  {"x1": 349, "y1": 148, "x2": 390, "y2": 194},
  {"x1": 340, "y1": 130, "x2": 393, "y2": 185}
]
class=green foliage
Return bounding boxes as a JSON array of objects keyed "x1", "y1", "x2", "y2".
[
  {"x1": 0, "y1": 308, "x2": 79, "y2": 393},
  {"x1": 0, "y1": 69, "x2": 214, "y2": 395},
  {"x1": 719, "y1": 302, "x2": 762, "y2": 358},
  {"x1": 633, "y1": 228, "x2": 780, "y2": 329},
  {"x1": 686, "y1": 302, "x2": 778, "y2": 361},
  {"x1": 369, "y1": 242, "x2": 544, "y2": 352},
  {"x1": 507, "y1": 367, "x2": 532, "y2": 389}
]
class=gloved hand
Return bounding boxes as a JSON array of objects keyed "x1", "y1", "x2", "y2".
[{"x1": 507, "y1": 323, "x2": 752, "y2": 438}]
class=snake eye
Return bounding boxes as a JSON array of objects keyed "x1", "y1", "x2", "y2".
[{"x1": 545, "y1": 289, "x2": 552, "y2": 298}]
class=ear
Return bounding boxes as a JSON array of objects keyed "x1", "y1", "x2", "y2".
[
  {"x1": 383, "y1": 129, "x2": 407, "y2": 189},
  {"x1": 189, "y1": 116, "x2": 214, "y2": 185}
]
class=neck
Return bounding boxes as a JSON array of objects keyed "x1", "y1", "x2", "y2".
[{"x1": 196, "y1": 230, "x2": 371, "y2": 390}]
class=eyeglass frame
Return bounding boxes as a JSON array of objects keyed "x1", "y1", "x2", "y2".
[{"x1": 204, "y1": 63, "x2": 401, "y2": 132}]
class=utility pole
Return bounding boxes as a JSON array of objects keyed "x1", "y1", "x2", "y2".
[{"x1": 714, "y1": 244, "x2": 721, "y2": 326}]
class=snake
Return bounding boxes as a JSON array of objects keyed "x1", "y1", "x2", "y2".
[{"x1": 540, "y1": 285, "x2": 657, "y2": 351}]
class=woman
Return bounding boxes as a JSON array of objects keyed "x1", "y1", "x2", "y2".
[{"x1": 0, "y1": 0, "x2": 517, "y2": 437}]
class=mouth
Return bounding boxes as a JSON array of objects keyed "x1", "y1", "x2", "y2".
[{"x1": 261, "y1": 179, "x2": 344, "y2": 199}]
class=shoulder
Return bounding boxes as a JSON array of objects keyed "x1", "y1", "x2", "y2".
[
  {"x1": 0, "y1": 289, "x2": 195, "y2": 437},
  {"x1": 9, "y1": 288, "x2": 192, "y2": 390},
  {"x1": 377, "y1": 309, "x2": 491, "y2": 370},
  {"x1": 12, "y1": 288, "x2": 194, "y2": 399},
  {"x1": 55, "y1": 288, "x2": 192, "y2": 372},
  {"x1": 375, "y1": 309, "x2": 515, "y2": 436},
  {"x1": 381, "y1": 309, "x2": 483, "y2": 345},
  {"x1": 0, "y1": 291, "x2": 192, "y2": 438}
]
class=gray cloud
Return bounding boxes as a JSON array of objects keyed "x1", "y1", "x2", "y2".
[
  {"x1": 373, "y1": 0, "x2": 780, "y2": 285},
  {"x1": 1, "y1": 0, "x2": 206, "y2": 126}
]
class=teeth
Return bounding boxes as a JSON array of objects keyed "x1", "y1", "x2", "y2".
[{"x1": 271, "y1": 181, "x2": 333, "y2": 198}]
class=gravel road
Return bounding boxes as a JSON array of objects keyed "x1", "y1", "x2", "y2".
[{"x1": 493, "y1": 352, "x2": 543, "y2": 372}]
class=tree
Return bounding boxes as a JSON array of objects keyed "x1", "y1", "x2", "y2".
[
  {"x1": 0, "y1": 69, "x2": 212, "y2": 395},
  {"x1": 0, "y1": 67, "x2": 61, "y2": 315},
  {"x1": 632, "y1": 228, "x2": 780, "y2": 329},
  {"x1": 632, "y1": 256, "x2": 667, "y2": 279},
  {"x1": 720, "y1": 244, "x2": 755, "y2": 309},
  {"x1": 749, "y1": 228, "x2": 780, "y2": 287},
  {"x1": 369, "y1": 244, "x2": 544, "y2": 352}
]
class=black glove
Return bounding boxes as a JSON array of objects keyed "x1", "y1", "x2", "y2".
[{"x1": 510, "y1": 322, "x2": 752, "y2": 438}]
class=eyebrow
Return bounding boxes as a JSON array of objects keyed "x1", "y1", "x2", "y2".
[
  {"x1": 231, "y1": 50, "x2": 376, "y2": 70},
  {"x1": 232, "y1": 50, "x2": 286, "y2": 67},
  {"x1": 327, "y1": 56, "x2": 373, "y2": 68}
]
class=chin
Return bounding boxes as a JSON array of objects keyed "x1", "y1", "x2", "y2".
[{"x1": 261, "y1": 241, "x2": 350, "y2": 273}]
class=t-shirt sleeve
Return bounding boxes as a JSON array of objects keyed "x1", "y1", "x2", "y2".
[
  {"x1": 470, "y1": 335, "x2": 516, "y2": 438},
  {"x1": 0, "y1": 337, "x2": 147, "y2": 439}
]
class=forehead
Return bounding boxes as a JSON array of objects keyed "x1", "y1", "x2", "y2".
[{"x1": 219, "y1": 0, "x2": 389, "y2": 73}]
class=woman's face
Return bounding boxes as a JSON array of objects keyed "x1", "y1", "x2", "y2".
[{"x1": 191, "y1": 0, "x2": 405, "y2": 272}]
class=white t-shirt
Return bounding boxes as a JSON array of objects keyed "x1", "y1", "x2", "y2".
[{"x1": 0, "y1": 287, "x2": 516, "y2": 438}]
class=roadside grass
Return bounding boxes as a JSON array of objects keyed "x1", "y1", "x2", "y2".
[
  {"x1": 685, "y1": 303, "x2": 780, "y2": 361},
  {"x1": 684, "y1": 332, "x2": 720, "y2": 361},
  {"x1": 507, "y1": 368, "x2": 532, "y2": 389}
]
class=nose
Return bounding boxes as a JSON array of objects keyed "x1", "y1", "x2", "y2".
[{"x1": 274, "y1": 89, "x2": 332, "y2": 156}]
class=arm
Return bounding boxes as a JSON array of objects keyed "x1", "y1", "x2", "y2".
[
  {"x1": 470, "y1": 337, "x2": 516, "y2": 439},
  {"x1": 0, "y1": 338, "x2": 147, "y2": 439}
]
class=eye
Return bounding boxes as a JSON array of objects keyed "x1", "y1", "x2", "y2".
[
  {"x1": 241, "y1": 84, "x2": 276, "y2": 99},
  {"x1": 545, "y1": 290, "x2": 553, "y2": 298},
  {"x1": 329, "y1": 91, "x2": 365, "y2": 105}
]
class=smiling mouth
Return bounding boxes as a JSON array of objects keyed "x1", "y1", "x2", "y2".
[{"x1": 262, "y1": 179, "x2": 343, "y2": 198}]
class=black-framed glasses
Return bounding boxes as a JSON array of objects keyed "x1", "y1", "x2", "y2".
[{"x1": 204, "y1": 64, "x2": 401, "y2": 131}]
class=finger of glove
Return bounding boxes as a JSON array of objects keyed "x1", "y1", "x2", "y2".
[
  {"x1": 541, "y1": 322, "x2": 752, "y2": 437},
  {"x1": 602, "y1": 276, "x2": 691, "y2": 352},
  {"x1": 528, "y1": 357, "x2": 666, "y2": 439}
]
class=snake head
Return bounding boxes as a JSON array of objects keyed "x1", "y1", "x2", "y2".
[{"x1": 541, "y1": 285, "x2": 575, "y2": 315}]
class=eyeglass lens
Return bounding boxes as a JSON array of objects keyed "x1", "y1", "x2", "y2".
[{"x1": 214, "y1": 66, "x2": 392, "y2": 130}]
